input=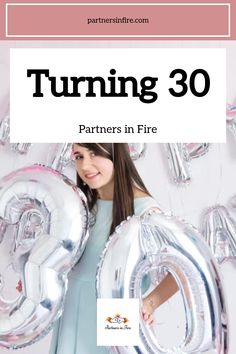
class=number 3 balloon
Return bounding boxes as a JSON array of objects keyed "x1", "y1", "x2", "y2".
[
  {"x1": 0, "y1": 165, "x2": 89, "y2": 349},
  {"x1": 96, "y1": 208, "x2": 228, "y2": 354}
]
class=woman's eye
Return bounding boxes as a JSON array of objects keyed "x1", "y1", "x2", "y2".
[{"x1": 74, "y1": 154, "x2": 82, "y2": 161}]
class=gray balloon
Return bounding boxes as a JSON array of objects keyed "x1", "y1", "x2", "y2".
[
  {"x1": 0, "y1": 115, "x2": 10, "y2": 146},
  {"x1": 49, "y1": 143, "x2": 74, "y2": 172},
  {"x1": 96, "y1": 208, "x2": 228, "y2": 354},
  {"x1": 0, "y1": 165, "x2": 89, "y2": 349},
  {"x1": 129, "y1": 144, "x2": 146, "y2": 160},
  {"x1": 226, "y1": 104, "x2": 236, "y2": 140},
  {"x1": 185, "y1": 143, "x2": 210, "y2": 160},
  {"x1": 202, "y1": 205, "x2": 236, "y2": 264},
  {"x1": 165, "y1": 143, "x2": 210, "y2": 185},
  {"x1": 11, "y1": 143, "x2": 32, "y2": 155},
  {"x1": 165, "y1": 143, "x2": 190, "y2": 184}
]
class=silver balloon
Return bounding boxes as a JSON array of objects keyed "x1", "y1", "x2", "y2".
[
  {"x1": 185, "y1": 143, "x2": 210, "y2": 160},
  {"x1": 165, "y1": 143, "x2": 210, "y2": 184},
  {"x1": 11, "y1": 143, "x2": 32, "y2": 155},
  {"x1": 97, "y1": 208, "x2": 228, "y2": 354},
  {"x1": 0, "y1": 218, "x2": 6, "y2": 245},
  {"x1": 165, "y1": 143, "x2": 190, "y2": 184},
  {"x1": 0, "y1": 165, "x2": 89, "y2": 349},
  {"x1": 129, "y1": 144, "x2": 146, "y2": 160},
  {"x1": 226, "y1": 104, "x2": 236, "y2": 139},
  {"x1": 202, "y1": 205, "x2": 236, "y2": 264},
  {"x1": 49, "y1": 143, "x2": 74, "y2": 172},
  {"x1": 0, "y1": 115, "x2": 10, "y2": 146}
]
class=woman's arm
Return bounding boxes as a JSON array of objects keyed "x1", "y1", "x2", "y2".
[{"x1": 142, "y1": 273, "x2": 179, "y2": 325}]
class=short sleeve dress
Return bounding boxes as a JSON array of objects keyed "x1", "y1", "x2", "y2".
[{"x1": 49, "y1": 196, "x2": 159, "y2": 354}]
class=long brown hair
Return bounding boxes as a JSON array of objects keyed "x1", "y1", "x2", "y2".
[{"x1": 75, "y1": 143, "x2": 151, "y2": 235}]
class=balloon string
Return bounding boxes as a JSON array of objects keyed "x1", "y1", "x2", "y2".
[{"x1": 215, "y1": 144, "x2": 223, "y2": 205}]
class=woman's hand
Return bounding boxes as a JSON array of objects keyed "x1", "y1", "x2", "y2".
[
  {"x1": 141, "y1": 273, "x2": 179, "y2": 327},
  {"x1": 141, "y1": 297, "x2": 155, "y2": 326}
]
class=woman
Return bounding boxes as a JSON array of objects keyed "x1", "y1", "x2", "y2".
[{"x1": 49, "y1": 143, "x2": 178, "y2": 354}]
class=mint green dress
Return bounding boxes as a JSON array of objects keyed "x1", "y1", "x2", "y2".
[{"x1": 49, "y1": 197, "x2": 159, "y2": 354}]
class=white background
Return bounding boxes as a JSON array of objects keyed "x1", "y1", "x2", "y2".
[
  {"x1": 10, "y1": 48, "x2": 226, "y2": 143},
  {"x1": 0, "y1": 40, "x2": 236, "y2": 353}
]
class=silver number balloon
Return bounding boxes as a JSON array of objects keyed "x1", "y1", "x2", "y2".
[
  {"x1": 0, "y1": 115, "x2": 10, "y2": 146},
  {"x1": 226, "y1": 104, "x2": 236, "y2": 139},
  {"x1": 97, "y1": 208, "x2": 228, "y2": 354},
  {"x1": 165, "y1": 143, "x2": 210, "y2": 184},
  {"x1": 165, "y1": 143, "x2": 190, "y2": 184},
  {"x1": 49, "y1": 143, "x2": 74, "y2": 172},
  {"x1": 129, "y1": 144, "x2": 146, "y2": 160},
  {"x1": 185, "y1": 143, "x2": 210, "y2": 160},
  {"x1": 202, "y1": 205, "x2": 236, "y2": 264},
  {"x1": 0, "y1": 165, "x2": 89, "y2": 349},
  {"x1": 11, "y1": 143, "x2": 32, "y2": 155}
]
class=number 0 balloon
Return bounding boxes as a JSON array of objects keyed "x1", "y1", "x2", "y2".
[
  {"x1": 96, "y1": 208, "x2": 228, "y2": 354},
  {"x1": 0, "y1": 165, "x2": 89, "y2": 349}
]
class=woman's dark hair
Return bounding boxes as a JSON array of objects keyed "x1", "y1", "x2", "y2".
[{"x1": 75, "y1": 143, "x2": 151, "y2": 235}]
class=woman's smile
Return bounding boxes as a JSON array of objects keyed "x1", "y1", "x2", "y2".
[
  {"x1": 73, "y1": 144, "x2": 114, "y2": 199},
  {"x1": 84, "y1": 172, "x2": 100, "y2": 180}
]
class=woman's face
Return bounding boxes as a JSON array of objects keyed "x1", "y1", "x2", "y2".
[{"x1": 73, "y1": 145, "x2": 114, "y2": 198}]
